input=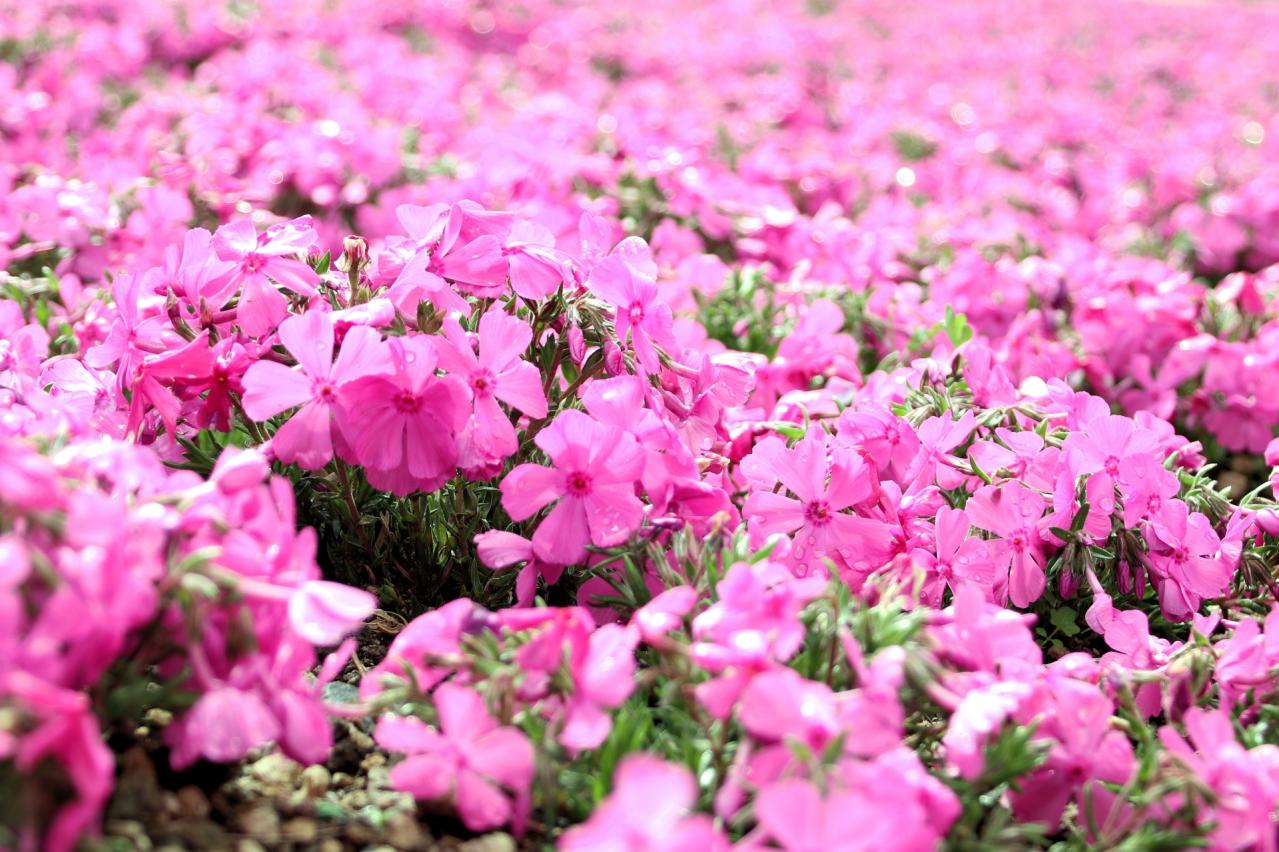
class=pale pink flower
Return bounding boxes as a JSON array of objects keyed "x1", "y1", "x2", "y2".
[
  {"x1": 377, "y1": 684, "x2": 535, "y2": 834},
  {"x1": 436, "y1": 309, "x2": 547, "y2": 475},
  {"x1": 212, "y1": 217, "x2": 319, "y2": 336},
  {"x1": 500, "y1": 409, "x2": 645, "y2": 565},
  {"x1": 241, "y1": 308, "x2": 389, "y2": 469},
  {"x1": 561, "y1": 755, "x2": 727, "y2": 851}
]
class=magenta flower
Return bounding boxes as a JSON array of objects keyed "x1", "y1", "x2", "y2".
[
  {"x1": 753, "y1": 778, "x2": 900, "y2": 851},
  {"x1": 588, "y1": 238, "x2": 677, "y2": 373},
  {"x1": 341, "y1": 336, "x2": 469, "y2": 494},
  {"x1": 1145, "y1": 500, "x2": 1231, "y2": 621},
  {"x1": 561, "y1": 755, "x2": 727, "y2": 851},
  {"x1": 561, "y1": 622, "x2": 639, "y2": 751},
  {"x1": 212, "y1": 217, "x2": 319, "y2": 336},
  {"x1": 500, "y1": 409, "x2": 645, "y2": 565},
  {"x1": 1159, "y1": 708, "x2": 1279, "y2": 851},
  {"x1": 474, "y1": 530, "x2": 564, "y2": 606},
  {"x1": 436, "y1": 309, "x2": 547, "y2": 474},
  {"x1": 1011, "y1": 680, "x2": 1136, "y2": 833},
  {"x1": 912, "y1": 505, "x2": 998, "y2": 605},
  {"x1": 288, "y1": 580, "x2": 377, "y2": 646},
  {"x1": 965, "y1": 482, "x2": 1048, "y2": 607},
  {"x1": 903, "y1": 410, "x2": 975, "y2": 487},
  {"x1": 241, "y1": 308, "x2": 390, "y2": 469},
  {"x1": 360, "y1": 599, "x2": 475, "y2": 700},
  {"x1": 741, "y1": 431, "x2": 891, "y2": 575},
  {"x1": 376, "y1": 683, "x2": 535, "y2": 834}
]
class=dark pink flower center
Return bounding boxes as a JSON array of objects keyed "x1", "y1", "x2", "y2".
[
  {"x1": 314, "y1": 380, "x2": 337, "y2": 402},
  {"x1": 392, "y1": 390, "x2": 422, "y2": 413},
  {"x1": 1104, "y1": 455, "x2": 1120, "y2": 476},
  {"x1": 471, "y1": 370, "x2": 495, "y2": 396},
  {"x1": 243, "y1": 252, "x2": 267, "y2": 273},
  {"x1": 804, "y1": 500, "x2": 832, "y2": 525},
  {"x1": 627, "y1": 301, "x2": 646, "y2": 324},
  {"x1": 566, "y1": 470, "x2": 593, "y2": 497}
]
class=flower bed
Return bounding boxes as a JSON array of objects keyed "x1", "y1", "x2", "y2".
[{"x1": 5, "y1": 0, "x2": 1279, "y2": 849}]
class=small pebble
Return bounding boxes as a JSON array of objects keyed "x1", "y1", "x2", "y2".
[
  {"x1": 384, "y1": 812, "x2": 426, "y2": 849},
  {"x1": 281, "y1": 817, "x2": 318, "y2": 844},
  {"x1": 176, "y1": 785, "x2": 210, "y2": 819},
  {"x1": 237, "y1": 806, "x2": 281, "y2": 846},
  {"x1": 460, "y1": 833, "x2": 516, "y2": 852},
  {"x1": 302, "y1": 764, "x2": 332, "y2": 797},
  {"x1": 249, "y1": 753, "x2": 300, "y2": 787}
]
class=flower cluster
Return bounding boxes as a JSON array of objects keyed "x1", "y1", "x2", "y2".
[
  {"x1": 7, "y1": 0, "x2": 1279, "y2": 849},
  {"x1": 0, "y1": 433, "x2": 373, "y2": 850}
]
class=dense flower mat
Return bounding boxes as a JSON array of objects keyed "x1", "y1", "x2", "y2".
[{"x1": 5, "y1": 0, "x2": 1279, "y2": 848}]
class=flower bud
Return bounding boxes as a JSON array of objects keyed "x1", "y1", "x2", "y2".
[
  {"x1": 342, "y1": 235, "x2": 369, "y2": 266},
  {"x1": 211, "y1": 448, "x2": 269, "y2": 494},
  {"x1": 1255, "y1": 508, "x2": 1279, "y2": 537},
  {"x1": 604, "y1": 341, "x2": 625, "y2": 376},
  {"x1": 567, "y1": 324, "x2": 586, "y2": 365}
]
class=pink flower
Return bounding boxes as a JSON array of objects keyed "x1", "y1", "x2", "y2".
[
  {"x1": 1159, "y1": 708, "x2": 1279, "y2": 851},
  {"x1": 928, "y1": 584, "x2": 1043, "y2": 673},
  {"x1": 741, "y1": 430, "x2": 891, "y2": 575},
  {"x1": 1145, "y1": 501, "x2": 1231, "y2": 621},
  {"x1": 360, "y1": 599, "x2": 476, "y2": 700},
  {"x1": 288, "y1": 580, "x2": 377, "y2": 646},
  {"x1": 1011, "y1": 679, "x2": 1136, "y2": 832},
  {"x1": 753, "y1": 776, "x2": 932, "y2": 851},
  {"x1": 739, "y1": 667, "x2": 840, "y2": 749},
  {"x1": 837, "y1": 404, "x2": 920, "y2": 480},
  {"x1": 588, "y1": 237, "x2": 677, "y2": 373},
  {"x1": 474, "y1": 530, "x2": 564, "y2": 606},
  {"x1": 632, "y1": 585, "x2": 698, "y2": 644},
  {"x1": 160, "y1": 226, "x2": 237, "y2": 309},
  {"x1": 2, "y1": 672, "x2": 113, "y2": 852},
  {"x1": 500, "y1": 409, "x2": 646, "y2": 565},
  {"x1": 212, "y1": 217, "x2": 319, "y2": 336},
  {"x1": 436, "y1": 309, "x2": 547, "y2": 475},
  {"x1": 691, "y1": 561, "x2": 824, "y2": 719},
  {"x1": 166, "y1": 686, "x2": 281, "y2": 768},
  {"x1": 561, "y1": 755, "x2": 727, "y2": 851},
  {"x1": 377, "y1": 683, "x2": 535, "y2": 834},
  {"x1": 241, "y1": 308, "x2": 389, "y2": 469},
  {"x1": 912, "y1": 505, "x2": 998, "y2": 604},
  {"x1": 561, "y1": 623, "x2": 639, "y2": 751},
  {"x1": 84, "y1": 271, "x2": 176, "y2": 386},
  {"x1": 965, "y1": 482, "x2": 1048, "y2": 607},
  {"x1": 943, "y1": 680, "x2": 1038, "y2": 779},
  {"x1": 341, "y1": 335, "x2": 469, "y2": 494},
  {"x1": 904, "y1": 410, "x2": 975, "y2": 487}
]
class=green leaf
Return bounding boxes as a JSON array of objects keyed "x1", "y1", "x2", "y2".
[
  {"x1": 1049, "y1": 606, "x2": 1081, "y2": 637},
  {"x1": 943, "y1": 306, "x2": 974, "y2": 346}
]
